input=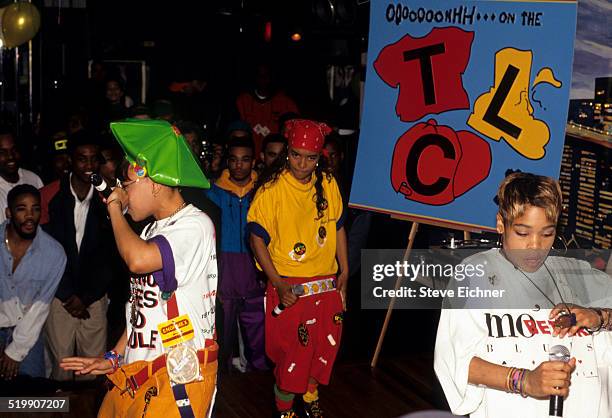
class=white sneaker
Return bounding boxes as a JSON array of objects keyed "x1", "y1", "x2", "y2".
[{"x1": 231, "y1": 357, "x2": 247, "y2": 373}]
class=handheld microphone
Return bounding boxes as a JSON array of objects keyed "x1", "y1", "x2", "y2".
[
  {"x1": 272, "y1": 284, "x2": 306, "y2": 317},
  {"x1": 90, "y1": 173, "x2": 113, "y2": 199},
  {"x1": 548, "y1": 344, "x2": 570, "y2": 417}
]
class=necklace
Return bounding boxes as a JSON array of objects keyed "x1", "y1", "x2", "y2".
[
  {"x1": 168, "y1": 201, "x2": 187, "y2": 218},
  {"x1": 507, "y1": 254, "x2": 577, "y2": 329},
  {"x1": 5, "y1": 234, "x2": 10, "y2": 254},
  {"x1": 513, "y1": 263, "x2": 567, "y2": 308},
  {"x1": 131, "y1": 201, "x2": 187, "y2": 326},
  {"x1": 143, "y1": 202, "x2": 188, "y2": 240}
]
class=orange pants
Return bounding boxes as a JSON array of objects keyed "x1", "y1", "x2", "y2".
[{"x1": 98, "y1": 353, "x2": 217, "y2": 418}]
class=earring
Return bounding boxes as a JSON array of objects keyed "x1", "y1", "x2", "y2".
[
  {"x1": 552, "y1": 235, "x2": 568, "y2": 254},
  {"x1": 495, "y1": 233, "x2": 503, "y2": 248}
]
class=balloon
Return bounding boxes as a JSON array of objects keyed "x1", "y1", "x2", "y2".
[
  {"x1": 0, "y1": 8, "x2": 6, "y2": 48},
  {"x1": 1, "y1": 2, "x2": 41, "y2": 48}
]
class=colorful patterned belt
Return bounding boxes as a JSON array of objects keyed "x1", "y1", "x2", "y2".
[{"x1": 298, "y1": 277, "x2": 337, "y2": 297}]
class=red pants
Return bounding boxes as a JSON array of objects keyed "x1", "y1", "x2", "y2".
[{"x1": 265, "y1": 277, "x2": 343, "y2": 394}]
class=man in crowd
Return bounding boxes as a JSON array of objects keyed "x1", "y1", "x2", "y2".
[
  {"x1": 99, "y1": 138, "x2": 122, "y2": 186},
  {"x1": 152, "y1": 99, "x2": 175, "y2": 122},
  {"x1": 226, "y1": 120, "x2": 253, "y2": 141},
  {"x1": 177, "y1": 120, "x2": 205, "y2": 162},
  {"x1": 0, "y1": 127, "x2": 44, "y2": 224},
  {"x1": 40, "y1": 130, "x2": 117, "y2": 380},
  {"x1": 47, "y1": 132, "x2": 72, "y2": 183},
  {"x1": 260, "y1": 133, "x2": 287, "y2": 170},
  {"x1": 0, "y1": 185, "x2": 66, "y2": 380},
  {"x1": 323, "y1": 134, "x2": 344, "y2": 190},
  {"x1": 169, "y1": 67, "x2": 223, "y2": 139},
  {"x1": 323, "y1": 132, "x2": 372, "y2": 277},
  {"x1": 129, "y1": 104, "x2": 152, "y2": 120},
  {"x1": 236, "y1": 63, "x2": 299, "y2": 157},
  {"x1": 207, "y1": 137, "x2": 266, "y2": 372}
]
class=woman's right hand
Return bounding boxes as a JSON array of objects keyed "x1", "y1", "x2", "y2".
[
  {"x1": 60, "y1": 356, "x2": 114, "y2": 375},
  {"x1": 276, "y1": 281, "x2": 298, "y2": 308},
  {"x1": 524, "y1": 358, "x2": 576, "y2": 399}
]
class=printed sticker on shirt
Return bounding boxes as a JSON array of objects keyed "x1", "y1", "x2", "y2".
[
  {"x1": 289, "y1": 242, "x2": 307, "y2": 262},
  {"x1": 157, "y1": 314, "x2": 195, "y2": 348},
  {"x1": 316, "y1": 226, "x2": 327, "y2": 247},
  {"x1": 333, "y1": 312, "x2": 344, "y2": 325},
  {"x1": 298, "y1": 323, "x2": 309, "y2": 346},
  {"x1": 319, "y1": 199, "x2": 328, "y2": 211}
]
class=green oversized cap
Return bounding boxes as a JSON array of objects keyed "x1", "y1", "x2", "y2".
[{"x1": 110, "y1": 119, "x2": 210, "y2": 189}]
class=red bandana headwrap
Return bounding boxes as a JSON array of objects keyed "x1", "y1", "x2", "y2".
[{"x1": 284, "y1": 119, "x2": 332, "y2": 153}]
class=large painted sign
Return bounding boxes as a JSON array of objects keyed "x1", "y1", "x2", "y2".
[{"x1": 350, "y1": 0, "x2": 577, "y2": 230}]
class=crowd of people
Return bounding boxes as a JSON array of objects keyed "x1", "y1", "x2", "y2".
[{"x1": 0, "y1": 60, "x2": 359, "y2": 418}]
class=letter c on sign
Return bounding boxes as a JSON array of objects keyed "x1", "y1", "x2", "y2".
[{"x1": 405, "y1": 133, "x2": 455, "y2": 196}]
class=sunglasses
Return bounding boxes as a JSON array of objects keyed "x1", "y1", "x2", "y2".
[{"x1": 120, "y1": 178, "x2": 141, "y2": 189}]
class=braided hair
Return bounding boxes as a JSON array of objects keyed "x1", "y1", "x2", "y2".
[{"x1": 253, "y1": 148, "x2": 332, "y2": 220}]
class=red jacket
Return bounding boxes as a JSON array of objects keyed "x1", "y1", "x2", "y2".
[{"x1": 236, "y1": 91, "x2": 298, "y2": 156}]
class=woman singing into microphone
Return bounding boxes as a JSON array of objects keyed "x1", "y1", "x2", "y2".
[
  {"x1": 59, "y1": 120, "x2": 219, "y2": 418},
  {"x1": 434, "y1": 172, "x2": 612, "y2": 417}
]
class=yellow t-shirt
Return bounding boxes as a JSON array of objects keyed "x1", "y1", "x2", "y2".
[{"x1": 247, "y1": 170, "x2": 345, "y2": 278}]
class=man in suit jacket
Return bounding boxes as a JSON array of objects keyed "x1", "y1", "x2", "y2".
[{"x1": 40, "y1": 130, "x2": 117, "y2": 381}]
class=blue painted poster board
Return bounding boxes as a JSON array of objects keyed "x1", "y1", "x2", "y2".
[{"x1": 350, "y1": 0, "x2": 578, "y2": 231}]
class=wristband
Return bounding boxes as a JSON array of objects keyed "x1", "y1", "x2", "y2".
[
  {"x1": 103, "y1": 350, "x2": 123, "y2": 373},
  {"x1": 586, "y1": 308, "x2": 604, "y2": 334},
  {"x1": 519, "y1": 369, "x2": 529, "y2": 398},
  {"x1": 603, "y1": 309, "x2": 612, "y2": 331},
  {"x1": 505, "y1": 367, "x2": 515, "y2": 392},
  {"x1": 108, "y1": 199, "x2": 123, "y2": 210},
  {"x1": 505, "y1": 367, "x2": 529, "y2": 396}
]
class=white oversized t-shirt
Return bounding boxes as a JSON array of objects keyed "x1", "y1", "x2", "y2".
[
  {"x1": 124, "y1": 204, "x2": 218, "y2": 363},
  {"x1": 434, "y1": 249, "x2": 612, "y2": 418}
]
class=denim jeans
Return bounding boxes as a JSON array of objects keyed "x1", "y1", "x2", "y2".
[{"x1": 0, "y1": 327, "x2": 45, "y2": 378}]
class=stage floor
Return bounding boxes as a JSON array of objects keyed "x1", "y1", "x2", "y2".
[
  {"x1": 1, "y1": 352, "x2": 445, "y2": 418},
  {"x1": 216, "y1": 353, "x2": 441, "y2": 418}
]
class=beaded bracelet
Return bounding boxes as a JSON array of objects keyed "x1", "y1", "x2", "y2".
[
  {"x1": 103, "y1": 350, "x2": 123, "y2": 373},
  {"x1": 505, "y1": 367, "x2": 529, "y2": 396},
  {"x1": 511, "y1": 368, "x2": 522, "y2": 393},
  {"x1": 519, "y1": 369, "x2": 529, "y2": 398},
  {"x1": 505, "y1": 367, "x2": 516, "y2": 392},
  {"x1": 508, "y1": 368, "x2": 520, "y2": 393}
]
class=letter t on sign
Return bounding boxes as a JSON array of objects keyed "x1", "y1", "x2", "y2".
[{"x1": 403, "y1": 43, "x2": 446, "y2": 105}]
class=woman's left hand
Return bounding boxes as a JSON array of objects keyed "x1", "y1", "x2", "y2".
[
  {"x1": 60, "y1": 356, "x2": 114, "y2": 375},
  {"x1": 104, "y1": 187, "x2": 128, "y2": 214},
  {"x1": 550, "y1": 303, "x2": 601, "y2": 338},
  {"x1": 337, "y1": 272, "x2": 348, "y2": 311}
]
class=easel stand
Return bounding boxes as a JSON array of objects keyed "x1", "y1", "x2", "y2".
[{"x1": 370, "y1": 222, "x2": 472, "y2": 368}]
